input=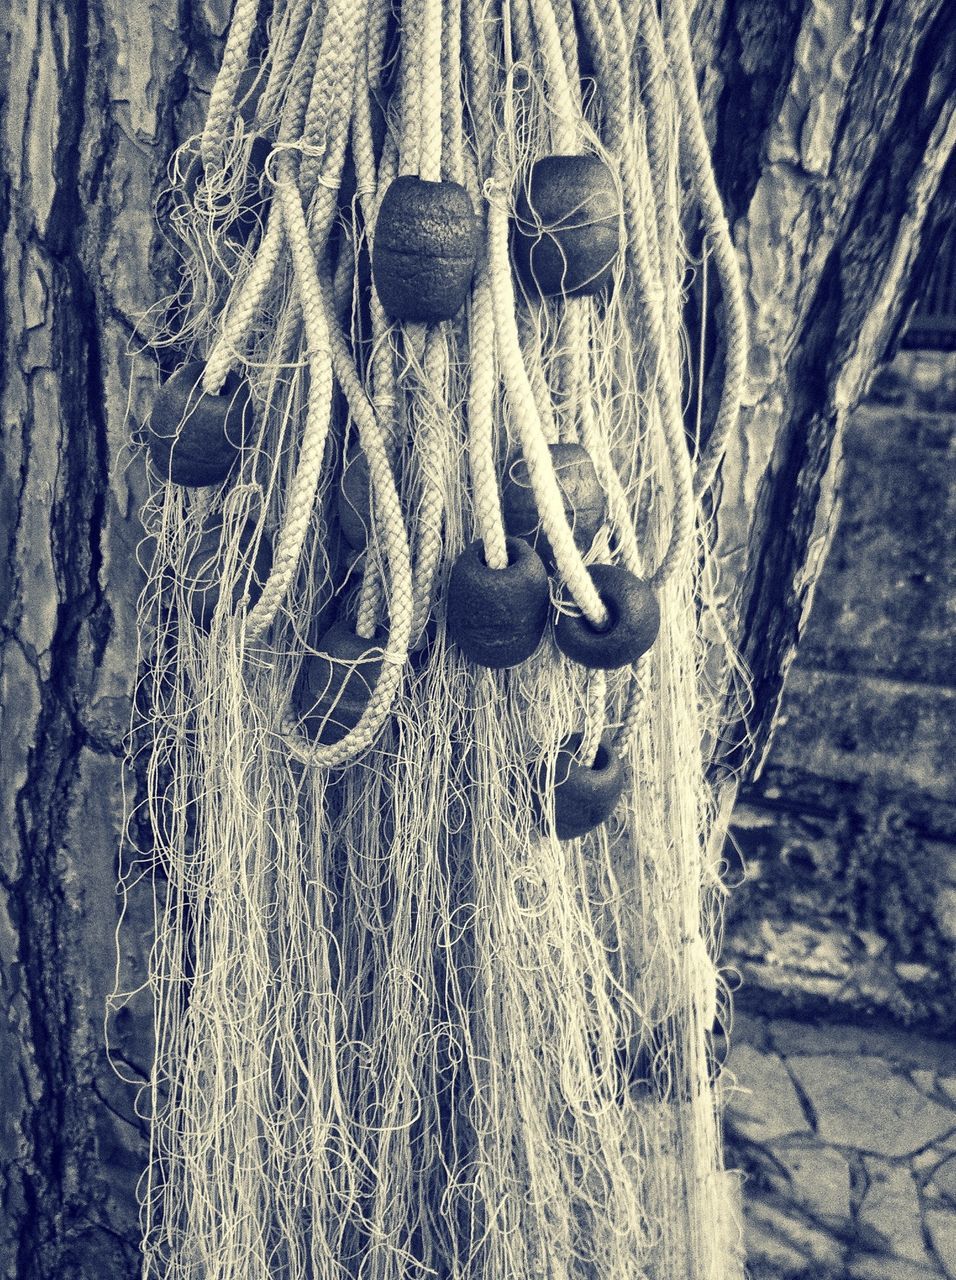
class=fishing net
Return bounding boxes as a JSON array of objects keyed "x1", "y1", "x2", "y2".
[{"x1": 112, "y1": 0, "x2": 750, "y2": 1275}]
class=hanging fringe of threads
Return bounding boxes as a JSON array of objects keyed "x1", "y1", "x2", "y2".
[{"x1": 113, "y1": 0, "x2": 750, "y2": 1276}]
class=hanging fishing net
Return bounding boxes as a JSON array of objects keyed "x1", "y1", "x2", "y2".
[{"x1": 112, "y1": 0, "x2": 750, "y2": 1275}]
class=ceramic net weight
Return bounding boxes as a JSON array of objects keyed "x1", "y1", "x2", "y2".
[
  {"x1": 534, "y1": 732, "x2": 627, "y2": 840},
  {"x1": 554, "y1": 563, "x2": 661, "y2": 669},
  {"x1": 446, "y1": 537, "x2": 551, "y2": 668},
  {"x1": 292, "y1": 618, "x2": 385, "y2": 746},
  {"x1": 512, "y1": 155, "x2": 622, "y2": 298},
  {"x1": 372, "y1": 177, "x2": 480, "y2": 324},
  {"x1": 146, "y1": 361, "x2": 250, "y2": 487},
  {"x1": 502, "y1": 442, "x2": 606, "y2": 568}
]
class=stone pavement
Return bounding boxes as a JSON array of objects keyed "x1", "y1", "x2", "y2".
[{"x1": 725, "y1": 1014, "x2": 956, "y2": 1279}]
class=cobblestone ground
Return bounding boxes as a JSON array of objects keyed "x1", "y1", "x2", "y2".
[{"x1": 726, "y1": 1016, "x2": 956, "y2": 1279}]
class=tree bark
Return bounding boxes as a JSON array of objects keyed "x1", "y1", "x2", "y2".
[{"x1": 0, "y1": 1, "x2": 953, "y2": 1275}]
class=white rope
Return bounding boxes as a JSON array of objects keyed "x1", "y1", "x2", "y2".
[
  {"x1": 129, "y1": 2, "x2": 749, "y2": 1274},
  {"x1": 242, "y1": 163, "x2": 335, "y2": 640},
  {"x1": 201, "y1": 0, "x2": 261, "y2": 170},
  {"x1": 488, "y1": 187, "x2": 608, "y2": 626},
  {"x1": 662, "y1": 0, "x2": 748, "y2": 495},
  {"x1": 285, "y1": 273, "x2": 414, "y2": 768},
  {"x1": 420, "y1": 0, "x2": 445, "y2": 180}
]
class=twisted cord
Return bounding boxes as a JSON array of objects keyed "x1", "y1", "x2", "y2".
[
  {"x1": 468, "y1": 267, "x2": 509, "y2": 570},
  {"x1": 488, "y1": 187, "x2": 608, "y2": 627},
  {"x1": 286, "y1": 276, "x2": 414, "y2": 769},
  {"x1": 201, "y1": 0, "x2": 261, "y2": 171},
  {"x1": 420, "y1": 0, "x2": 445, "y2": 180},
  {"x1": 442, "y1": 0, "x2": 465, "y2": 183},
  {"x1": 242, "y1": 164, "x2": 335, "y2": 640},
  {"x1": 662, "y1": 0, "x2": 748, "y2": 496},
  {"x1": 409, "y1": 331, "x2": 450, "y2": 639}
]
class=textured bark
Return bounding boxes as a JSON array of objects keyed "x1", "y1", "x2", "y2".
[
  {"x1": 0, "y1": 2, "x2": 953, "y2": 1275},
  {"x1": 695, "y1": 0, "x2": 956, "y2": 776}
]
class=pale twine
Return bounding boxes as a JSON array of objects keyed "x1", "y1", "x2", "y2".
[
  {"x1": 242, "y1": 164, "x2": 336, "y2": 641},
  {"x1": 284, "y1": 270, "x2": 414, "y2": 768},
  {"x1": 201, "y1": 0, "x2": 261, "y2": 171},
  {"x1": 488, "y1": 186, "x2": 609, "y2": 628},
  {"x1": 662, "y1": 0, "x2": 748, "y2": 496},
  {"x1": 139, "y1": 4, "x2": 749, "y2": 1272},
  {"x1": 467, "y1": 267, "x2": 510, "y2": 570}
]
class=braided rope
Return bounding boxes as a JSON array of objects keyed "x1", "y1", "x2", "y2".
[
  {"x1": 464, "y1": 0, "x2": 494, "y2": 179},
  {"x1": 616, "y1": 649, "x2": 652, "y2": 755},
  {"x1": 409, "y1": 331, "x2": 450, "y2": 639},
  {"x1": 354, "y1": 110, "x2": 398, "y2": 638},
  {"x1": 518, "y1": 309, "x2": 560, "y2": 443},
  {"x1": 203, "y1": 210, "x2": 286, "y2": 393},
  {"x1": 256, "y1": 0, "x2": 315, "y2": 124},
  {"x1": 468, "y1": 268, "x2": 509, "y2": 570},
  {"x1": 527, "y1": 0, "x2": 578, "y2": 152},
  {"x1": 420, "y1": 0, "x2": 445, "y2": 180},
  {"x1": 242, "y1": 164, "x2": 335, "y2": 640},
  {"x1": 201, "y1": 0, "x2": 261, "y2": 171},
  {"x1": 633, "y1": 0, "x2": 678, "y2": 302},
  {"x1": 300, "y1": 0, "x2": 366, "y2": 194},
  {"x1": 552, "y1": 0, "x2": 583, "y2": 112},
  {"x1": 203, "y1": 6, "x2": 361, "y2": 394},
  {"x1": 139, "y1": 0, "x2": 748, "y2": 1271},
  {"x1": 576, "y1": 323, "x2": 646, "y2": 582},
  {"x1": 461, "y1": 2, "x2": 509, "y2": 572},
  {"x1": 355, "y1": 297, "x2": 398, "y2": 639},
  {"x1": 579, "y1": 670, "x2": 607, "y2": 766},
  {"x1": 276, "y1": 2, "x2": 329, "y2": 144},
  {"x1": 662, "y1": 0, "x2": 748, "y2": 496},
  {"x1": 442, "y1": 0, "x2": 466, "y2": 183},
  {"x1": 509, "y1": 0, "x2": 535, "y2": 67},
  {"x1": 285, "y1": 275, "x2": 414, "y2": 768},
  {"x1": 557, "y1": 300, "x2": 585, "y2": 443},
  {"x1": 400, "y1": 0, "x2": 424, "y2": 175},
  {"x1": 488, "y1": 189, "x2": 608, "y2": 627},
  {"x1": 582, "y1": 0, "x2": 695, "y2": 589},
  {"x1": 367, "y1": 0, "x2": 392, "y2": 89}
]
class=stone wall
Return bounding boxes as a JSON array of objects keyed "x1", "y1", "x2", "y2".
[{"x1": 723, "y1": 348, "x2": 956, "y2": 1278}]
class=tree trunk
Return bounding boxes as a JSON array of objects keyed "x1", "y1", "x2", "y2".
[{"x1": 0, "y1": 2, "x2": 952, "y2": 1275}]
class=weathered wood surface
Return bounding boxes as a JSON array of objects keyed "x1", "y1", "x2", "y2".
[
  {"x1": 696, "y1": 0, "x2": 956, "y2": 775},
  {"x1": 0, "y1": 1, "x2": 953, "y2": 1274}
]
